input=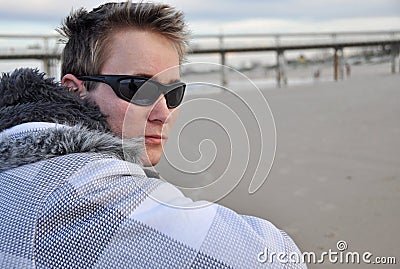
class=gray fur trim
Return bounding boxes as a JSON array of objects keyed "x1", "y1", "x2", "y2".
[
  {"x1": 0, "y1": 125, "x2": 143, "y2": 172},
  {"x1": 0, "y1": 68, "x2": 109, "y2": 132}
]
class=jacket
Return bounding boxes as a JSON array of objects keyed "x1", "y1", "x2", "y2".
[{"x1": 0, "y1": 68, "x2": 306, "y2": 268}]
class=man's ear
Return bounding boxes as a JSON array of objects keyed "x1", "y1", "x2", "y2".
[{"x1": 61, "y1": 74, "x2": 88, "y2": 98}]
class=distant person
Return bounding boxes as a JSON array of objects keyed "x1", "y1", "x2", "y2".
[
  {"x1": 0, "y1": 1, "x2": 306, "y2": 268},
  {"x1": 313, "y1": 68, "x2": 321, "y2": 80},
  {"x1": 345, "y1": 63, "x2": 351, "y2": 78},
  {"x1": 299, "y1": 54, "x2": 306, "y2": 64}
]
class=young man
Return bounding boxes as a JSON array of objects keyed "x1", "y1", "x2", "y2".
[
  {"x1": 0, "y1": 2, "x2": 306, "y2": 268},
  {"x1": 60, "y1": 1, "x2": 188, "y2": 167}
]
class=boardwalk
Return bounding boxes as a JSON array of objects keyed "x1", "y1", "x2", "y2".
[{"x1": 1, "y1": 31, "x2": 400, "y2": 81}]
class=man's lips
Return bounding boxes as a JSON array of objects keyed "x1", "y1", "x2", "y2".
[{"x1": 145, "y1": 135, "x2": 167, "y2": 145}]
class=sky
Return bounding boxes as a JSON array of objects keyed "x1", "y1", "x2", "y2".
[
  {"x1": 0, "y1": 0, "x2": 399, "y2": 75},
  {"x1": 0, "y1": 0, "x2": 399, "y2": 35}
]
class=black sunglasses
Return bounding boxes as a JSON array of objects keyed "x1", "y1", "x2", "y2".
[{"x1": 77, "y1": 75, "x2": 186, "y2": 108}]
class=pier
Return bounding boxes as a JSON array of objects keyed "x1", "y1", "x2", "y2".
[{"x1": 0, "y1": 31, "x2": 399, "y2": 85}]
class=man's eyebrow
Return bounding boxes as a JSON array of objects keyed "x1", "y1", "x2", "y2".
[
  {"x1": 168, "y1": 78, "x2": 181, "y2": 84},
  {"x1": 135, "y1": 73, "x2": 181, "y2": 84},
  {"x1": 134, "y1": 73, "x2": 153, "y2": 79}
]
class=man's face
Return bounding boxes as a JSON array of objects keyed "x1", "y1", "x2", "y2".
[{"x1": 86, "y1": 29, "x2": 181, "y2": 166}]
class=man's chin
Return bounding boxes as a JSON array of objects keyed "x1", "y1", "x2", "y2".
[
  {"x1": 142, "y1": 147, "x2": 162, "y2": 167},
  {"x1": 142, "y1": 159, "x2": 158, "y2": 167}
]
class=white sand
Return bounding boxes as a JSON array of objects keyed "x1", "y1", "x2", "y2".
[
  {"x1": 156, "y1": 67, "x2": 400, "y2": 268},
  {"x1": 2, "y1": 58, "x2": 397, "y2": 267}
]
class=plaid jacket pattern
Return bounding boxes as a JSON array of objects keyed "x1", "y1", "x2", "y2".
[
  {"x1": 0, "y1": 128, "x2": 306, "y2": 268},
  {"x1": 0, "y1": 68, "x2": 306, "y2": 268}
]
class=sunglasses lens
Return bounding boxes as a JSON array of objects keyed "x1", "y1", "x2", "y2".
[
  {"x1": 165, "y1": 84, "x2": 185, "y2": 108},
  {"x1": 134, "y1": 82, "x2": 160, "y2": 106},
  {"x1": 119, "y1": 78, "x2": 139, "y2": 100},
  {"x1": 118, "y1": 78, "x2": 185, "y2": 108},
  {"x1": 119, "y1": 79, "x2": 159, "y2": 106}
]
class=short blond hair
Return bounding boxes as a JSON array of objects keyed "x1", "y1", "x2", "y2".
[{"x1": 58, "y1": 1, "x2": 189, "y2": 86}]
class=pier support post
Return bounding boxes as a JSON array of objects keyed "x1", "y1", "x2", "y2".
[
  {"x1": 43, "y1": 58, "x2": 50, "y2": 76},
  {"x1": 398, "y1": 46, "x2": 400, "y2": 74},
  {"x1": 338, "y1": 48, "x2": 344, "y2": 80},
  {"x1": 390, "y1": 44, "x2": 398, "y2": 74},
  {"x1": 219, "y1": 33, "x2": 227, "y2": 87},
  {"x1": 334, "y1": 48, "x2": 343, "y2": 81},
  {"x1": 43, "y1": 58, "x2": 58, "y2": 78},
  {"x1": 276, "y1": 50, "x2": 287, "y2": 87},
  {"x1": 220, "y1": 51, "x2": 227, "y2": 87}
]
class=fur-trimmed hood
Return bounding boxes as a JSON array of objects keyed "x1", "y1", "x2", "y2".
[{"x1": 0, "y1": 68, "x2": 143, "y2": 171}]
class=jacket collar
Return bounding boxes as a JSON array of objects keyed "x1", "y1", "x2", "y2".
[
  {"x1": 0, "y1": 122, "x2": 143, "y2": 172},
  {"x1": 1, "y1": 122, "x2": 66, "y2": 138},
  {"x1": 0, "y1": 68, "x2": 144, "y2": 172}
]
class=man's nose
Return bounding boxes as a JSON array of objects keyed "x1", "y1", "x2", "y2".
[{"x1": 148, "y1": 95, "x2": 170, "y2": 123}]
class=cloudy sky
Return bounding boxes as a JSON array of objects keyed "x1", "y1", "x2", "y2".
[{"x1": 0, "y1": 0, "x2": 399, "y2": 35}]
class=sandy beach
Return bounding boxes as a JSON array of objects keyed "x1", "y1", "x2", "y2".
[
  {"x1": 155, "y1": 66, "x2": 400, "y2": 268},
  {"x1": 0, "y1": 57, "x2": 397, "y2": 267}
]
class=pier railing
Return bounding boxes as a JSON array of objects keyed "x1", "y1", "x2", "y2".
[
  {"x1": 189, "y1": 30, "x2": 400, "y2": 86},
  {"x1": 0, "y1": 30, "x2": 399, "y2": 85}
]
